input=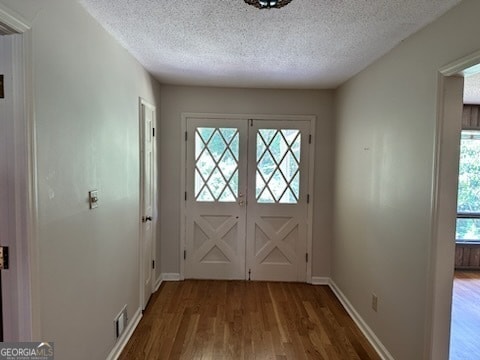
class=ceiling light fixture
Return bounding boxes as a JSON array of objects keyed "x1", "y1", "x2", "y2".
[{"x1": 244, "y1": 0, "x2": 293, "y2": 9}]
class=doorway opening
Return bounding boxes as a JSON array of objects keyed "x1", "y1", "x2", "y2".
[
  {"x1": 448, "y1": 69, "x2": 480, "y2": 360},
  {"x1": 429, "y1": 51, "x2": 480, "y2": 360}
]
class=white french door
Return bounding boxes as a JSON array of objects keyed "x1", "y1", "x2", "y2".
[
  {"x1": 246, "y1": 120, "x2": 310, "y2": 282},
  {"x1": 184, "y1": 117, "x2": 311, "y2": 281},
  {"x1": 185, "y1": 119, "x2": 248, "y2": 279}
]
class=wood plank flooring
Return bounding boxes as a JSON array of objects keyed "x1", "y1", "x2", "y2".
[
  {"x1": 119, "y1": 281, "x2": 380, "y2": 359},
  {"x1": 450, "y1": 271, "x2": 480, "y2": 360}
]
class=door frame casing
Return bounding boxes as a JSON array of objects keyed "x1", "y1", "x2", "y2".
[
  {"x1": 138, "y1": 97, "x2": 157, "y2": 309},
  {"x1": 0, "y1": 4, "x2": 38, "y2": 341},
  {"x1": 425, "y1": 50, "x2": 480, "y2": 359},
  {"x1": 180, "y1": 113, "x2": 316, "y2": 282}
]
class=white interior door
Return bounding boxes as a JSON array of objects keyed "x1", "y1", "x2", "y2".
[
  {"x1": 185, "y1": 119, "x2": 248, "y2": 279},
  {"x1": 184, "y1": 117, "x2": 310, "y2": 282},
  {"x1": 246, "y1": 120, "x2": 310, "y2": 281},
  {"x1": 140, "y1": 99, "x2": 156, "y2": 309}
]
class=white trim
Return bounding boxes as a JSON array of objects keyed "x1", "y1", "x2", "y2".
[
  {"x1": 329, "y1": 280, "x2": 394, "y2": 360},
  {"x1": 179, "y1": 115, "x2": 187, "y2": 281},
  {"x1": 151, "y1": 101, "x2": 158, "y2": 296},
  {"x1": 105, "y1": 308, "x2": 143, "y2": 360},
  {"x1": 23, "y1": 28, "x2": 41, "y2": 341},
  {"x1": 138, "y1": 98, "x2": 144, "y2": 310},
  {"x1": 11, "y1": 32, "x2": 33, "y2": 341},
  {"x1": 0, "y1": 6, "x2": 37, "y2": 340},
  {"x1": 0, "y1": 3, "x2": 30, "y2": 33},
  {"x1": 306, "y1": 116, "x2": 316, "y2": 283},
  {"x1": 182, "y1": 112, "x2": 316, "y2": 122},
  {"x1": 1, "y1": 4, "x2": 38, "y2": 341},
  {"x1": 310, "y1": 276, "x2": 329, "y2": 285},
  {"x1": 154, "y1": 276, "x2": 163, "y2": 292},
  {"x1": 425, "y1": 71, "x2": 467, "y2": 358},
  {"x1": 425, "y1": 51, "x2": 480, "y2": 360},
  {"x1": 180, "y1": 112, "x2": 316, "y2": 282},
  {"x1": 162, "y1": 273, "x2": 181, "y2": 281},
  {"x1": 439, "y1": 49, "x2": 480, "y2": 76},
  {"x1": 154, "y1": 273, "x2": 180, "y2": 291}
]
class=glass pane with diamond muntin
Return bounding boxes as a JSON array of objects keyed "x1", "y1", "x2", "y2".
[
  {"x1": 195, "y1": 127, "x2": 239, "y2": 202},
  {"x1": 256, "y1": 129, "x2": 301, "y2": 204}
]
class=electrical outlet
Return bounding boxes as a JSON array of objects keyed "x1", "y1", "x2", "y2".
[{"x1": 372, "y1": 293, "x2": 378, "y2": 312}]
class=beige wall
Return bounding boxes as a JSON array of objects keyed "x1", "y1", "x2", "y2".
[
  {"x1": 159, "y1": 85, "x2": 334, "y2": 277},
  {"x1": 334, "y1": 0, "x2": 480, "y2": 358},
  {"x1": 4, "y1": 0, "x2": 479, "y2": 358},
  {"x1": 0, "y1": 0, "x2": 161, "y2": 359}
]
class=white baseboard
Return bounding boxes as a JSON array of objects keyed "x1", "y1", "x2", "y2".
[
  {"x1": 162, "y1": 273, "x2": 181, "y2": 281},
  {"x1": 311, "y1": 276, "x2": 330, "y2": 285},
  {"x1": 154, "y1": 276, "x2": 163, "y2": 292},
  {"x1": 154, "y1": 273, "x2": 180, "y2": 292},
  {"x1": 106, "y1": 307, "x2": 142, "y2": 360},
  {"x1": 329, "y1": 280, "x2": 394, "y2": 360}
]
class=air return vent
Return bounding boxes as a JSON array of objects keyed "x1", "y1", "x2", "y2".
[{"x1": 114, "y1": 306, "x2": 128, "y2": 339}]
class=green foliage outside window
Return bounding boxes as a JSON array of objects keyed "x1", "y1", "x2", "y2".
[{"x1": 456, "y1": 130, "x2": 480, "y2": 241}]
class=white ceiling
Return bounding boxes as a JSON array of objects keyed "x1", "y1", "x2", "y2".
[
  {"x1": 79, "y1": 0, "x2": 461, "y2": 89},
  {"x1": 464, "y1": 73, "x2": 480, "y2": 105}
]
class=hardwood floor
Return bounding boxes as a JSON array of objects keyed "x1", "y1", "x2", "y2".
[
  {"x1": 119, "y1": 281, "x2": 380, "y2": 359},
  {"x1": 450, "y1": 271, "x2": 480, "y2": 360}
]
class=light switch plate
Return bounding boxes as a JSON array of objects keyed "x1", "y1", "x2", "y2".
[{"x1": 89, "y1": 190, "x2": 99, "y2": 209}]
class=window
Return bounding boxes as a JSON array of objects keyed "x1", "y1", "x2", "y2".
[
  {"x1": 456, "y1": 130, "x2": 480, "y2": 242},
  {"x1": 256, "y1": 129, "x2": 301, "y2": 204},
  {"x1": 194, "y1": 127, "x2": 239, "y2": 202}
]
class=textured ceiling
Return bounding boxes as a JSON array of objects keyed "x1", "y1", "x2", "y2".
[
  {"x1": 464, "y1": 73, "x2": 480, "y2": 105},
  {"x1": 79, "y1": 0, "x2": 461, "y2": 89}
]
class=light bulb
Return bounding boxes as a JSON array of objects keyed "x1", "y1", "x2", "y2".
[{"x1": 259, "y1": 0, "x2": 277, "y2": 7}]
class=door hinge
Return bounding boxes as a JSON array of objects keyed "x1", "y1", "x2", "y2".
[
  {"x1": 307, "y1": 194, "x2": 310, "y2": 204},
  {"x1": 309, "y1": 134, "x2": 312, "y2": 144},
  {"x1": 152, "y1": 128, "x2": 155, "y2": 137},
  {"x1": 152, "y1": 260, "x2": 155, "y2": 269},
  {"x1": 250, "y1": 119, "x2": 253, "y2": 127},
  {"x1": 185, "y1": 192, "x2": 187, "y2": 201},
  {"x1": 306, "y1": 253, "x2": 309, "y2": 263},
  {"x1": 0, "y1": 75, "x2": 4, "y2": 99},
  {"x1": 185, "y1": 131, "x2": 188, "y2": 141},
  {"x1": 0, "y1": 246, "x2": 9, "y2": 270},
  {"x1": 184, "y1": 250, "x2": 186, "y2": 260}
]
